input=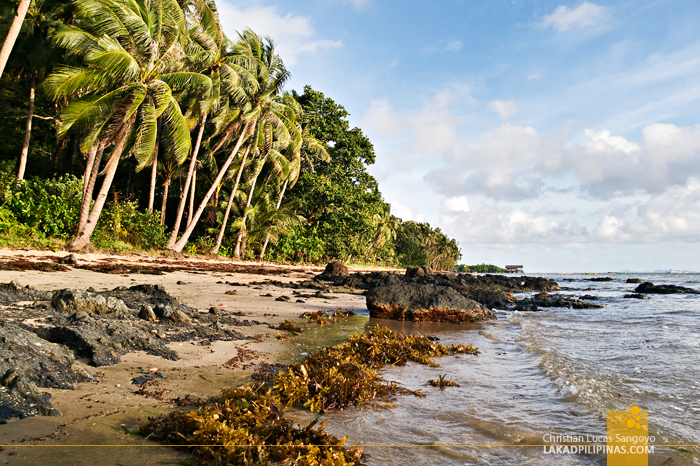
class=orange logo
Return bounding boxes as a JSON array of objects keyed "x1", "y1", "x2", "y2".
[{"x1": 607, "y1": 403, "x2": 650, "y2": 466}]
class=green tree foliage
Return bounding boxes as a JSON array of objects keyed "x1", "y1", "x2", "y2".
[
  {"x1": 454, "y1": 263, "x2": 507, "y2": 273},
  {"x1": 395, "y1": 220, "x2": 461, "y2": 270},
  {"x1": 0, "y1": 2, "x2": 462, "y2": 264},
  {"x1": 4, "y1": 171, "x2": 81, "y2": 237},
  {"x1": 272, "y1": 86, "x2": 386, "y2": 262}
]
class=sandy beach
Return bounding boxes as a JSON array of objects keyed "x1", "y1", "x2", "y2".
[{"x1": 0, "y1": 248, "x2": 395, "y2": 465}]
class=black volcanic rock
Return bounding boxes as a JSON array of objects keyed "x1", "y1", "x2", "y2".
[
  {"x1": 0, "y1": 324, "x2": 96, "y2": 421},
  {"x1": 366, "y1": 277, "x2": 495, "y2": 323},
  {"x1": 634, "y1": 282, "x2": 699, "y2": 294},
  {"x1": 515, "y1": 293, "x2": 604, "y2": 309}
]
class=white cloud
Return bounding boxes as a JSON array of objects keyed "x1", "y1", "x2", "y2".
[
  {"x1": 425, "y1": 123, "x2": 562, "y2": 201},
  {"x1": 362, "y1": 99, "x2": 403, "y2": 136},
  {"x1": 422, "y1": 40, "x2": 465, "y2": 54},
  {"x1": 592, "y1": 178, "x2": 700, "y2": 243},
  {"x1": 443, "y1": 196, "x2": 470, "y2": 212},
  {"x1": 418, "y1": 111, "x2": 700, "y2": 201},
  {"x1": 440, "y1": 204, "x2": 589, "y2": 245},
  {"x1": 390, "y1": 200, "x2": 425, "y2": 222},
  {"x1": 540, "y1": 2, "x2": 610, "y2": 32},
  {"x1": 526, "y1": 73, "x2": 541, "y2": 80},
  {"x1": 445, "y1": 40, "x2": 463, "y2": 51},
  {"x1": 405, "y1": 84, "x2": 474, "y2": 156},
  {"x1": 217, "y1": 2, "x2": 342, "y2": 65},
  {"x1": 567, "y1": 123, "x2": 700, "y2": 197},
  {"x1": 488, "y1": 100, "x2": 519, "y2": 121},
  {"x1": 363, "y1": 83, "x2": 700, "y2": 249},
  {"x1": 342, "y1": 0, "x2": 372, "y2": 10}
]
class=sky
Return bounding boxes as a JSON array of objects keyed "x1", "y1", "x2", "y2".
[{"x1": 216, "y1": 0, "x2": 700, "y2": 272}]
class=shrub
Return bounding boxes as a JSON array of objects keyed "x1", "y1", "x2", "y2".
[
  {"x1": 93, "y1": 197, "x2": 167, "y2": 250},
  {"x1": 6, "y1": 174, "x2": 82, "y2": 238},
  {"x1": 267, "y1": 225, "x2": 325, "y2": 263}
]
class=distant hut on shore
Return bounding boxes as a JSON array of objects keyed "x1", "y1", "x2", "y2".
[{"x1": 505, "y1": 265, "x2": 524, "y2": 273}]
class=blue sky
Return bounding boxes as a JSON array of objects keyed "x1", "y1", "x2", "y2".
[{"x1": 217, "y1": 0, "x2": 700, "y2": 272}]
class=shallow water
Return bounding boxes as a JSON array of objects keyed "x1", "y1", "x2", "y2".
[{"x1": 289, "y1": 274, "x2": 700, "y2": 465}]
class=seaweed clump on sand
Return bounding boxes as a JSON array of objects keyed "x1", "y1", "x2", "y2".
[
  {"x1": 142, "y1": 327, "x2": 478, "y2": 464},
  {"x1": 268, "y1": 319, "x2": 303, "y2": 334},
  {"x1": 141, "y1": 385, "x2": 365, "y2": 466},
  {"x1": 274, "y1": 326, "x2": 479, "y2": 412}
]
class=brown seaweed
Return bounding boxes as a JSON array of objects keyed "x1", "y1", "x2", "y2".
[
  {"x1": 142, "y1": 326, "x2": 478, "y2": 464},
  {"x1": 428, "y1": 374, "x2": 460, "y2": 388},
  {"x1": 141, "y1": 385, "x2": 366, "y2": 465},
  {"x1": 299, "y1": 309, "x2": 355, "y2": 326},
  {"x1": 268, "y1": 319, "x2": 303, "y2": 335},
  {"x1": 273, "y1": 326, "x2": 478, "y2": 412}
]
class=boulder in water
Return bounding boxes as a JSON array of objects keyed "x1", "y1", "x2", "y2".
[
  {"x1": 634, "y1": 282, "x2": 699, "y2": 294},
  {"x1": 366, "y1": 278, "x2": 495, "y2": 323}
]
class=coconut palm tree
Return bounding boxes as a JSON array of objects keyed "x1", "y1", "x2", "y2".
[
  {"x1": 168, "y1": 28, "x2": 290, "y2": 253},
  {"x1": 43, "y1": 0, "x2": 206, "y2": 250},
  {"x1": 370, "y1": 202, "x2": 398, "y2": 262},
  {"x1": 229, "y1": 183, "x2": 303, "y2": 259},
  {"x1": 0, "y1": 0, "x2": 31, "y2": 78},
  {"x1": 164, "y1": 7, "x2": 243, "y2": 248},
  {"x1": 257, "y1": 100, "x2": 329, "y2": 260},
  {"x1": 2, "y1": 0, "x2": 62, "y2": 185}
]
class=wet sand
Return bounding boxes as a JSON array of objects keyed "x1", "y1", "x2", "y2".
[{"x1": 0, "y1": 248, "x2": 390, "y2": 465}]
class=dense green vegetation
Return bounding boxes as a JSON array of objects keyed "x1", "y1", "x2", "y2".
[
  {"x1": 455, "y1": 264, "x2": 507, "y2": 273},
  {"x1": 0, "y1": 0, "x2": 461, "y2": 266}
]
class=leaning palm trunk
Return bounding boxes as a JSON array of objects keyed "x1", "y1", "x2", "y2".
[
  {"x1": 188, "y1": 168, "x2": 195, "y2": 226},
  {"x1": 258, "y1": 178, "x2": 288, "y2": 261},
  {"x1": 212, "y1": 146, "x2": 250, "y2": 255},
  {"x1": 148, "y1": 141, "x2": 159, "y2": 212},
  {"x1": 166, "y1": 114, "x2": 207, "y2": 248},
  {"x1": 0, "y1": 0, "x2": 31, "y2": 78},
  {"x1": 76, "y1": 143, "x2": 105, "y2": 233},
  {"x1": 16, "y1": 70, "x2": 36, "y2": 186},
  {"x1": 234, "y1": 155, "x2": 267, "y2": 258},
  {"x1": 160, "y1": 176, "x2": 171, "y2": 225},
  {"x1": 170, "y1": 118, "x2": 255, "y2": 253},
  {"x1": 82, "y1": 143, "x2": 98, "y2": 197},
  {"x1": 69, "y1": 128, "x2": 129, "y2": 251}
]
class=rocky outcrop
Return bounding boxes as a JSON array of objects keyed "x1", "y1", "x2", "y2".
[
  {"x1": 0, "y1": 281, "x2": 51, "y2": 305},
  {"x1": 515, "y1": 302, "x2": 540, "y2": 312},
  {"x1": 51, "y1": 289, "x2": 130, "y2": 317},
  {"x1": 103, "y1": 284, "x2": 191, "y2": 313},
  {"x1": 0, "y1": 281, "x2": 247, "y2": 421},
  {"x1": 405, "y1": 266, "x2": 434, "y2": 278},
  {"x1": 626, "y1": 278, "x2": 644, "y2": 284},
  {"x1": 170, "y1": 309, "x2": 192, "y2": 325},
  {"x1": 314, "y1": 261, "x2": 350, "y2": 285},
  {"x1": 634, "y1": 282, "x2": 699, "y2": 294},
  {"x1": 514, "y1": 292, "x2": 603, "y2": 309},
  {"x1": 139, "y1": 304, "x2": 158, "y2": 322},
  {"x1": 324, "y1": 261, "x2": 349, "y2": 276},
  {"x1": 0, "y1": 324, "x2": 96, "y2": 421},
  {"x1": 366, "y1": 276, "x2": 495, "y2": 323},
  {"x1": 32, "y1": 313, "x2": 178, "y2": 366},
  {"x1": 57, "y1": 253, "x2": 80, "y2": 266},
  {"x1": 589, "y1": 277, "x2": 613, "y2": 282},
  {"x1": 264, "y1": 271, "x2": 559, "y2": 310},
  {"x1": 624, "y1": 293, "x2": 651, "y2": 299}
]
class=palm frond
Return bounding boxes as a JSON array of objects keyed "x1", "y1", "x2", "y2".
[{"x1": 159, "y1": 95, "x2": 192, "y2": 165}]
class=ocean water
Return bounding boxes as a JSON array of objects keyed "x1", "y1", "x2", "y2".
[{"x1": 288, "y1": 273, "x2": 700, "y2": 465}]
